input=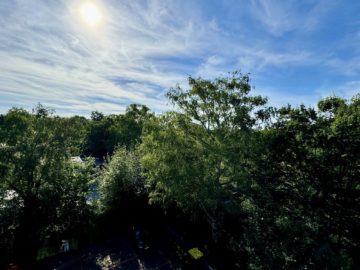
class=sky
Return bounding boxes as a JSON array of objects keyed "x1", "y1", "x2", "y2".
[{"x1": 0, "y1": 0, "x2": 360, "y2": 116}]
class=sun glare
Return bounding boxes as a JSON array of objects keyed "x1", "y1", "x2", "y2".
[{"x1": 79, "y1": 2, "x2": 102, "y2": 27}]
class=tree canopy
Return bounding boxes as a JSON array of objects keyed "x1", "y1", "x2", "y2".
[{"x1": 0, "y1": 74, "x2": 359, "y2": 269}]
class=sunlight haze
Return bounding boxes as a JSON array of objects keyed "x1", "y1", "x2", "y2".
[{"x1": 79, "y1": 2, "x2": 103, "y2": 27}]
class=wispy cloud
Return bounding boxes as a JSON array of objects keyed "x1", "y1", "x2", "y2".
[
  {"x1": 0, "y1": 0, "x2": 359, "y2": 116},
  {"x1": 315, "y1": 81, "x2": 360, "y2": 100},
  {"x1": 0, "y1": 0, "x2": 201, "y2": 115},
  {"x1": 248, "y1": 0, "x2": 337, "y2": 36}
]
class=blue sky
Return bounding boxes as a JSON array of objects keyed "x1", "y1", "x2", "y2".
[{"x1": 0, "y1": 0, "x2": 359, "y2": 116}]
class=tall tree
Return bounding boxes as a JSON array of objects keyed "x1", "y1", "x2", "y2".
[
  {"x1": 141, "y1": 72, "x2": 269, "y2": 241},
  {"x1": 84, "y1": 104, "x2": 152, "y2": 158},
  {"x1": 99, "y1": 147, "x2": 146, "y2": 222},
  {"x1": 107, "y1": 104, "x2": 152, "y2": 152},
  {"x1": 0, "y1": 105, "x2": 94, "y2": 269},
  {"x1": 243, "y1": 96, "x2": 360, "y2": 268}
]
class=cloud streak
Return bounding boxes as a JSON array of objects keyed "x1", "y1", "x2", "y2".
[{"x1": 0, "y1": 0, "x2": 359, "y2": 116}]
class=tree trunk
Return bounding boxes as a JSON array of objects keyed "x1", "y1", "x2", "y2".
[{"x1": 13, "y1": 203, "x2": 41, "y2": 270}]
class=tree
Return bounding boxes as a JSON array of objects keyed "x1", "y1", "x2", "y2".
[
  {"x1": 98, "y1": 147, "x2": 147, "y2": 230},
  {"x1": 84, "y1": 104, "x2": 152, "y2": 158},
  {"x1": 62, "y1": 115, "x2": 89, "y2": 155},
  {"x1": 0, "y1": 105, "x2": 95, "y2": 269},
  {"x1": 99, "y1": 147, "x2": 145, "y2": 211},
  {"x1": 106, "y1": 104, "x2": 152, "y2": 152},
  {"x1": 84, "y1": 116, "x2": 110, "y2": 158},
  {"x1": 141, "y1": 112, "x2": 211, "y2": 212},
  {"x1": 141, "y1": 73, "x2": 269, "y2": 250},
  {"x1": 242, "y1": 96, "x2": 360, "y2": 268},
  {"x1": 141, "y1": 72, "x2": 360, "y2": 269},
  {"x1": 91, "y1": 111, "x2": 104, "y2": 121},
  {"x1": 166, "y1": 71, "x2": 267, "y2": 131}
]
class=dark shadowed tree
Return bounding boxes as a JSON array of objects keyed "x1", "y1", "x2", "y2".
[{"x1": 0, "y1": 105, "x2": 95, "y2": 269}]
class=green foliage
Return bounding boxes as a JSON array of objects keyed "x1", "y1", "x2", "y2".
[
  {"x1": 99, "y1": 147, "x2": 145, "y2": 213},
  {"x1": 84, "y1": 104, "x2": 152, "y2": 158},
  {"x1": 141, "y1": 73, "x2": 360, "y2": 269},
  {"x1": 167, "y1": 71, "x2": 268, "y2": 131},
  {"x1": 1, "y1": 74, "x2": 359, "y2": 270},
  {"x1": 241, "y1": 97, "x2": 360, "y2": 269},
  {"x1": 84, "y1": 115, "x2": 110, "y2": 157},
  {"x1": 91, "y1": 111, "x2": 105, "y2": 121},
  {"x1": 106, "y1": 104, "x2": 152, "y2": 152},
  {"x1": 318, "y1": 96, "x2": 346, "y2": 114},
  {"x1": 61, "y1": 115, "x2": 89, "y2": 155},
  {"x1": 0, "y1": 105, "x2": 95, "y2": 267},
  {"x1": 142, "y1": 73, "x2": 270, "y2": 242},
  {"x1": 141, "y1": 112, "x2": 212, "y2": 212}
]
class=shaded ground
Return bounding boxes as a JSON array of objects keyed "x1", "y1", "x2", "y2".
[
  {"x1": 35, "y1": 227, "x2": 213, "y2": 270},
  {"x1": 36, "y1": 235, "x2": 181, "y2": 270}
]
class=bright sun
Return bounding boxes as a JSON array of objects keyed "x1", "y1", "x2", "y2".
[{"x1": 79, "y1": 2, "x2": 102, "y2": 26}]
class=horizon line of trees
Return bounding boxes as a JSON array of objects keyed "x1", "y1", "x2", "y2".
[{"x1": 1, "y1": 72, "x2": 359, "y2": 269}]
